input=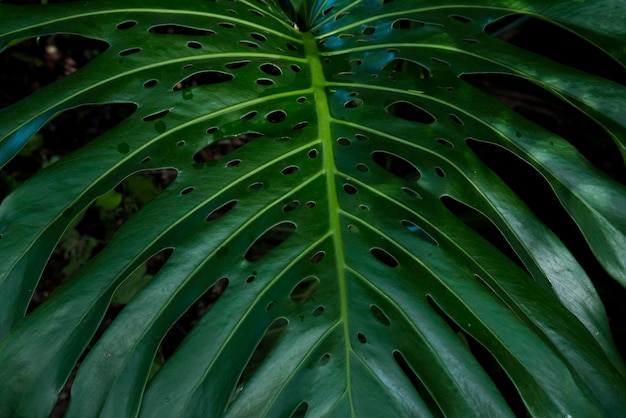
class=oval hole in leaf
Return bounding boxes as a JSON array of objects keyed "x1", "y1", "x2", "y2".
[
  {"x1": 281, "y1": 165, "x2": 299, "y2": 175},
  {"x1": 343, "y1": 184, "x2": 358, "y2": 195},
  {"x1": 260, "y1": 63, "x2": 281, "y2": 76},
  {"x1": 186, "y1": 41, "x2": 202, "y2": 49},
  {"x1": 402, "y1": 220, "x2": 438, "y2": 245},
  {"x1": 225, "y1": 60, "x2": 251, "y2": 69},
  {"x1": 142, "y1": 109, "x2": 169, "y2": 122},
  {"x1": 312, "y1": 306, "x2": 325, "y2": 316},
  {"x1": 290, "y1": 276, "x2": 319, "y2": 304},
  {"x1": 256, "y1": 78, "x2": 274, "y2": 86},
  {"x1": 391, "y1": 18, "x2": 426, "y2": 29},
  {"x1": 251, "y1": 32, "x2": 267, "y2": 42},
  {"x1": 119, "y1": 47, "x2": 141, "y2": 56},
  {"x1": 382, "y1": 58, "x2": 430, "y2": 80},
  {"x1": 319, "y1": 354, "x2": 330, "y2": 366},
  {"x1": 370, "y1": 304, "x2": 391, "y2": 326},
  {"x1": 116, "y1": 20, "x2": 137, "y2": 30},
  {"x1": 385, "y1": 101, "x2": 435, "y2": 124},
  {"x1": 291, "y1": 402, "x2": 308, "y2": 418},
  {"x1": 283, "y1": 200, "x2": 299, "y2": 212},
  {"x1": 371, "y1": 151, "x2": 421, "y2": 181},
  {"x1": 393, "y1": 350, "x2": 443, "y2": 416},
  {"x1": 370, "y1": 247, "x2": 399, "y2": 267},
  {"x1": 230, "y1": 317, "x2": 288, "y2": 402},
  {"x1": 357, "y1": 332, "x2": 367, "y2": 343},
  {"x1": 206, "y1": 200, "x2": 237, "y2": 222},
  {"x1": 149, "y1": 24, "x2": 216, "y2": 36},
  {"x1": 173, "y1": 70, "x2": 233, "y2": 91},
  {"x1": 450, "y1": 14, "x2": 472, "y2": 23},
  {"x1": 239, "y1": 40, "x2": 259, "y2": 48},
  {"x1": 266, "y1": 110, "x2": 287, "y2": 123},
  {"x1": 310, "y1": 251, "x2": 325, "y2": 264},
  {"x1": 245, "y1": 222, "x2": 296, "y2": 262}
]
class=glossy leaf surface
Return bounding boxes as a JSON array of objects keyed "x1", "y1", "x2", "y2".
[{"x1": 0, "y1": 0, "x2": 625, "y2": 416}]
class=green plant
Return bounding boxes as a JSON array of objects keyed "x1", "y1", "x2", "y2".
[{"x1": 1, "y1": 0, "x2": 626, "y2": 416}]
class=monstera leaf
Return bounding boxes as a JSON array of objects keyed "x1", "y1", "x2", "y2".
[{"x1": 1, "y1": 0, "x2": 626, "y2": 416}]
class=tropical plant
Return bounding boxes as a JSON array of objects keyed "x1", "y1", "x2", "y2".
[{"x1": 1, "y1": 0, "x2": 626, "y2": 416}]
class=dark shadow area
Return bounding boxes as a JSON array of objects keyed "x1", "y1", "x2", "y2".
[
  {"x1": 466, "y1": 138, "x2": 626, "y2": 356},
  {"x1": 461, "y1": 73, "x2": 626, "y2": 184}
]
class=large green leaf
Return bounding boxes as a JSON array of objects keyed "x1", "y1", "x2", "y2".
[{"x1": 1, "y1": 0, "x2": 625, "y2": 416}]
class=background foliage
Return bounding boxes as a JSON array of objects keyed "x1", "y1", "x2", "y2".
[{"x1": 1, "y1": 0, "x2": 626, "y2": 416}]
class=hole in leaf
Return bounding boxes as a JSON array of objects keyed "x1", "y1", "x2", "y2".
[
  {"x1": 116, "y1": 20, "x2": 137, "y2": 30},
  {"x1": 431, "y1": 57, "x2": 450, "y2": 65},
  {"x1": 449, "y1": 113, "x2": 463, "y2": 125},
  {"x1": 149, "y1": 24, "x2": 216, "y2": 36},
  {"x1": 251, "y1": 32, "x2": 267, "y2": 42},
  {"x1": 435, "y1": 167, "x2": 445, "y2": 178},
  {"x1": 337, "y1": 137, "x2": 351, "y2": 146},
  {"x1": 343, "y1": 184, "x2": 358, "y2": 195},
  {"x1": 319, "y1": 354, "x2": 330, "y2": 365},
  {"x1": 391, "y1": 19, "x2": 427, "y2": 29},
  {"x1": 436, "y1": 138, "x2": 453, "y2": 148},
  {"x1": 348, "y1": 224, "x2": 359, "y2": 233},
  {"x1": 180, "y1": 186, "x2": 195, "y2": 195},
  {"x1": 297, "y1": 96, "x2": 307, "y2": 103},
  {"x1": 382, "y1": 58, "x2": 430, "y2": 80},
  {"x1": 385, "y1": 101, "x2": 435, "y2": 124},
  {"x1": 393, "y1": 350, "x2": 444, "y2": 416},
  {"x1": 245, "y1": 222, "x2": 297, "y2": 262},
  {"x1": 441, "y1": 195, "x2": 529, "y2": 274},
  {"x1": 206, "y1": 200, "x2": 238, "y2": 221},
  {"x1": 371, "y1": 151, "x2": 421, "y2": 181},
  {"x1": 241, "y1": 110, "x2": 258, "y2": 121},
  {"x1": 232, "y1": 317, "x2": 288, "y2": 401},
  {"x1": 186, "y1": 41, "x2": 202, "y2": 49},
  {"x1": 371, "y1": 305, "x2": 391, "y2": 326},
  {"x1": 370, "y1": 247, "x2": 399, "y2": 267},
  {"x1": 450, "y1": 14, "x2": 472, "y2": 23},
  {"x1": 142, "y1": 109, "x2": 169, "y2": 122},
  {"x1": 291, "y1": 402, "x2": 308, "y2": 418},
  {"x1": 485, "y1": 14, "x2": 626, "y2": 86},
  {"x1": 292, "y1": 121, "x2": 308, "y2": 130},
  {"x1": 143, "y1": 79, "x2": 158, "y2": 88},
  {"x1": 283, "y1": 200, "x2": 299, "y2": 212},
  {"x1": 357, "y1": 332, "x2": 367, "y2": 343},
  {"x1": 248, "y1": 182, "x2": 264, "y2": 191},
  {"x1": 282, "y1": 165, "x2": 299, "y2": 175},
  {"x1": 356, "y1": 163, "x2": 369, "y2": 172},
  {"x1": 265, "y1": 301, "x2": 275, "y2": 311},
  {"x1": 310, "y1": 251, "x2": 325, "y2": 264},
  {"x1": 402, "y1": 187, "x2": 422, "y2": 200},
  {"x1": 362, "y1": 26, "x2": 376, "y2": 35},
  {"x1": 260, "y1": 63, "x2": 282, "y2": 76},
  {"x1": 250, "y1": 9, "x2": 264, "y2": 17},
  {"x1": 322, "y1": 6, "x2": 334, "y2": 15},
  {"x1": 219, "y1": 22, "x2": 235, "y2": 29},
  {"x1": 308, "y1": 149, "x2": 317, "y2": 159},
  {"x1": 355, "y1": 134, "x2": 369, "y2": 141},
  {"x1": 290, "y1": 64, "x2": 301, "y2": 72},
  {"x1": 173, "y1": 70, "x2": 233, "y2": 91},
  {"x1": 226, "y1": 159, "x2": 240, "y2": 167},
  {"x1": 256, "y1": 78, "x2": 274, "y2": 86},
  {"x1": 461, "y1": 73, "x2": 625, "y2": 182},
  {"x1": 246, "y1": 275, "x2": 256, "y2": 283},
  {"x1": 286, "y1": 42, "x2": 298, "y2": 51},
  {"x1": 344, "y1": 98, "x2": 363, "y2": 108},
  {"x1": 290, "y1": 276, "x2": 319, "y2": 304},
  {"x1": 359, "y1": 204, "x2": 369, "y2": 211},
  {"x1": 239, "y1": 40, "x2": 259, "y2": 48},
  {"x1": 193, "y1": 134, "x2": 255, "y2": 162},
  {"x1": 312, "y1": 306, "x2": 325, "y2": 316},
  {"x1": 402, "y1": 220, "x2": 438, "y2": 245},
  {"x1": 225, "y1": 60, "x2": 251, "y2": 69},
  {"x1": 266, "y1": 110, "x2": 287, "y2": 123},
  {"x1": 119, "y1": 47, "x2": 141, "y2": 56}
]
